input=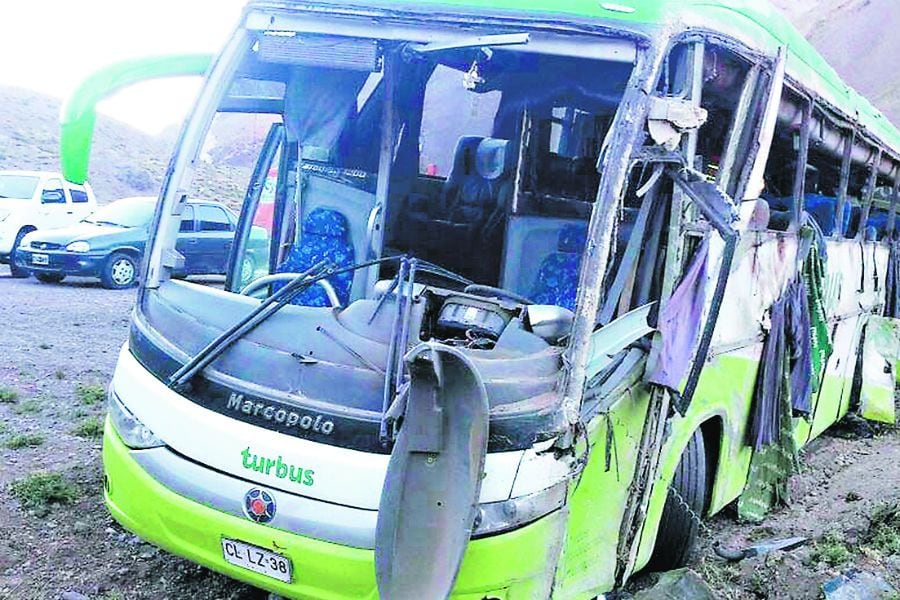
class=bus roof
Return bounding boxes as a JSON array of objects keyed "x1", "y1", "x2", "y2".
[{"x1": 247, "y1": 0, "x2": 900, "y2": 162}]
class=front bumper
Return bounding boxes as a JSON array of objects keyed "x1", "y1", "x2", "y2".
[
  {"x1": 14, "y1": 247, "x2": 107, "y2": 277},
  {"x1": 103, "y1": 420, "x2": 564, "y2": 599}
]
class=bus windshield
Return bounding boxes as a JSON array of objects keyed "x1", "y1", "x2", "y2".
[{"x1": 171, "y1": 31, "x2": 634, "y2": 307}]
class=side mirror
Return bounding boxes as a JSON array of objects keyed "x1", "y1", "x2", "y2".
[
  {"x1": 41, "y1": 190, "x2": 65, "y2": 204},
  {"x1": 526, "y1": 305, "x2": 575, "y2": 342}
]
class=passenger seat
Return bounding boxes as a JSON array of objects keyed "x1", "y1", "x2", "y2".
[{"x1": 529, "y1": 224, "x2": 588, "y2": 311}]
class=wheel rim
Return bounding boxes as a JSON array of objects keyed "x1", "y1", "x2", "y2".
[{"x1": 111, "y1": 258, "x2": 135, "y2": 286}]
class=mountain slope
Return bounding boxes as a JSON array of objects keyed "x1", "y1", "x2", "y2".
[
  {"x1": 771, "y1": 0, "x2": 900, "y2": 127},
  {"x1": 0, "y1": 85, "x2": 169, "y2": 202}
]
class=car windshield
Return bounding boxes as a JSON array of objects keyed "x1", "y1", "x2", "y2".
[
  {"x1": 85, "y1": 199, "x2": 156, "y2": 228},
  {"x1": 0, "y1": 175, "x2": 39, "y2": 200}
]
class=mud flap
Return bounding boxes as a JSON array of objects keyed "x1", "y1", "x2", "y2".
[
  {"x1": 859, "y1": 316, "x2": 900, "y2": 424},
  {"x1": 375, "y1": 343, "x2": 490, "y2": 600}
]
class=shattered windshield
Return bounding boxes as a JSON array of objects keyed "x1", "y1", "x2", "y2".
[{"x1": 161, "y1": 32, "x2": 634, "y2": 310}]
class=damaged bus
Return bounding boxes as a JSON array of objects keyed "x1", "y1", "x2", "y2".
[{"x1": 58, "y1": 0, "x2": 900, "y2": 597}]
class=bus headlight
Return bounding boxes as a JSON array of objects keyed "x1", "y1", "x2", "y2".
[
  {"x1": 473, "y1": 480, "x2": 568, "y2": 537},
  {"x1": 107, "y1": 386, "x2": 164, "y2": 449}
]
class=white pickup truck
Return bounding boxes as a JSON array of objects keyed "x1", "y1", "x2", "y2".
[{"x1": 0, "y1": 170, "x2": 98, "y2": 277}]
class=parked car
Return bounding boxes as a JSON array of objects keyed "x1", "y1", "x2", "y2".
[
  {"x1": 14, "y1": 197, "x2": 266, "y2": 289},
  {"x1": 0, "y1": 170, "x2": 98, "y2": 278}
]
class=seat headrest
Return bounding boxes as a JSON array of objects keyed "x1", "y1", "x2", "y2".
[
  {"x1": 303, "y1": 208, "x2": 350, "y2": 239},
  {"x1": 866, "y1": 225, "x2": 879, "y2": 242},
  {"x1": 558, "y1": 224, "x2": 588, "y2": 254},
  {"x1": 448, "y1": 136, "x2": 485, "y2": 179},
  {"x1": 476, "y1": 138, "x2": 513, "y2": 181}
]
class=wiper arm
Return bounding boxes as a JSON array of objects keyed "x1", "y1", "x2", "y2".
[
  {"x1": 168, "y1": 259, "x2": 332, "y2": 390},
  {"x1": 414, "y1": 259, "x2": 473, "y2": 287},
  {"x1": 168, "y1": 255, "x2": 402, "y2": 391},
  {"x1": 405, "y1": 33, "x2": 530, "y2": 56}
]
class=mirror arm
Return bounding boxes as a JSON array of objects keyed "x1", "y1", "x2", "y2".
[{"x1": 60, "y1": 54, "x2": 213, "y2": 185}]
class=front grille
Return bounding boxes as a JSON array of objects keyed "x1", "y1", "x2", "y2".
[{"x1": 29, "y1": 241, "x2": 63, "y2": 251}]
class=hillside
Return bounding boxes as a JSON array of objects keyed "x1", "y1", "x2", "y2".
[
  {"x1": 771, "y1": 0, "x2": 900, "y2": 126},
  {"x1": 1, "y1": 2, "x2": 898, "y2": 205},
  {"x1": 0, "y1": 85, "x2": 249, "y2": 207},
  {"x1": 0, "y1": 85, "x2": 170, "y2": 202}
]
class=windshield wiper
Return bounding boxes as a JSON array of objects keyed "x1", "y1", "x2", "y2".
[
  {"x1": 94, "y1": 220, "x2": 122, "y2": 227},
  {"x1": 167, "y1": 256, "x2": 401, "y2": 391},
  {"x1": 405, "y1": 33, "x2": 530, "y2": 57}
]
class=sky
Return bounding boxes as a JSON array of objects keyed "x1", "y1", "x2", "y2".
[{"x1": 0, "y1": 0, "x2": 246, "y2": 134}]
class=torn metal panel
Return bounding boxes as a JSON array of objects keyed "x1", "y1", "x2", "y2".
[
  {"x1": 647, "y1": 96, "x2": 708, "y2": 150},
  {"x1": 859, "y1": 316, "x2": 900, "y2": 424},
  {"x1": 375, "y1": 344, "x2": 489, "y2": 600}
]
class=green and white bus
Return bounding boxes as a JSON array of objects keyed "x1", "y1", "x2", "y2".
[{"x1": 58, "y1": 0, "x2": 900, "y2": 597}]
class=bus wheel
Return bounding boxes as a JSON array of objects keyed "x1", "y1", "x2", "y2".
[{"x1": 646, "y1": 430, "x2": 708, "y2": 572}]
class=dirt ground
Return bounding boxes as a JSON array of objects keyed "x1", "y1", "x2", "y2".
[{"x1": 1, "y1": 265, "x2": 899, "y2": 600}]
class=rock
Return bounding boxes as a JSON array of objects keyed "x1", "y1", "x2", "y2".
[
  {"x1": 60, "y1": 592, "x2": 89, "y2": 600},
  {"x1": 633, "y1": 569, "x2": 716, "y2": 600},
  {"x1": 823, "y1": 569, "x2": 896, "y2": 599},
  {"x1": 73, "y1": 520, "x2": 90, "y2": 534},
  {"x1": 845, "y1": 491, "x2": 862, "y2": 502}
]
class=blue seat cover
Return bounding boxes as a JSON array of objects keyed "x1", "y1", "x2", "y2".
[
  {"x1": 529, "y1": 224, "x2": 588, "y2": 311},
  {"x1": 276, "y1": 208, "x2": 355, "y2": 307}
]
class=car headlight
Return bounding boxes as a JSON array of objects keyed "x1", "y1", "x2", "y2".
[
  {"x1": 66, "y1": 241, "x2": 91, "y2": 253},
  {"x1": 107, "y1": 386, "x2": 164, "y2": 449},
  {"x1": 473, "y1": 480, "x2": 567, "y2": 537}
]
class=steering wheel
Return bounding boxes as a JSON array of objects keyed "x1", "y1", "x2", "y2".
[
  {"x1": 463, "y1": 284, "x2": 534, "y2": 305},
  {"x1": 240, "y1": 273, "x2": 342, "y2": 308}
]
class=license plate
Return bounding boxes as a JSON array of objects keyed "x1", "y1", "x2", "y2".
[
  {"x1": 32, "y1": 253, "x2": 49, "y2": 266},
  {"x1": 221, "y1": 538, "x2": 292, "y2": 583}
]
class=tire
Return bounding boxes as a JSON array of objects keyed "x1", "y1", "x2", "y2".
[
  {"x1": 645, "y1": 430, "x2": 708, "y2": 572},
  {"x1": 35, "y1": 272, "x2": 66, "y2": 284},
  {"x1": 101, "y1": 252, "x2": 138, "y2": 289},
  {"x1": 8, "y1": 229, "x2": 31, "y2": 279}
]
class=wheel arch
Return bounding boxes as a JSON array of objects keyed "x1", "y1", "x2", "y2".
[{"x1": 631, "y1": 411, "x2": 728, "y2": 576}]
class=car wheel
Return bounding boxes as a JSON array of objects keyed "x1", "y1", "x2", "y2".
[
  {"x1": 645, "y1": 430, "x2": 708, "y2": 572},
  {"x1": 102, "y1": 252, "x2": 138, "y2": 289},
  {"x1": 35, "y1": 272, "x2": 66, "y2": 284},
  {"x1": 9, "y1": 229, "x2": 31, "y2": 279}
]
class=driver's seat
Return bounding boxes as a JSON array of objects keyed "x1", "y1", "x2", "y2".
[{"x1": 276, "y1": 208, "x2": 355, "y2": 307}]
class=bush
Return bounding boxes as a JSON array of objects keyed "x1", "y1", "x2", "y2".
[
  {"x1": 4, "y1": 433, "x2": 45, "y2": 449},
  {"x1": 10, "y1": 472, "x2": 79, "y2": 516},
  {"x1": 811, "y1": 530, "x2": 853, "y2": 567},
  {"x1": 76, "y1": 383, "x2": 105, "y2": 405},
  {"x1": 0, "y1": 386, "x2": 19, "y2": 403},
  {"x1": 72, "y1": 417, "x2": 104, "y2": 439},
  {"x1": 866, "y1": 503, "x2": 900, "y2": 556},
  {"x1": 13, "y1": 399, "x2": 40, "y2": 414}
]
